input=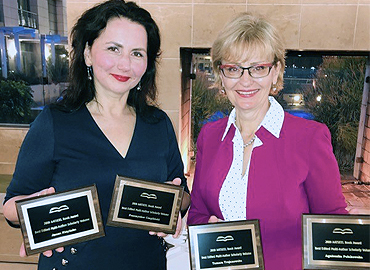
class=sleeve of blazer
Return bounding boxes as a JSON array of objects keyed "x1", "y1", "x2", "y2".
[
  {"x1": 304, "y1": 123, "x2": 348, "y2": 214},
  {"x1": 187, "y1": 125, "x2": 212, "y2": 225}
]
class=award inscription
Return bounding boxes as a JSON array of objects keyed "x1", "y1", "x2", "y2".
[
  {"x1": 188, "y1": 220, "x2": 264, "y2": 270},
  {"x1": 16, "y1": 185, "x2": 105, "y2": 256},
  {"x1": 117, "y1": 185, "x2": 173, "y2": 224},
  {"x1": 197, "y1": 229, "x2": 255, "y2": 268},
  {"x1": 107, "y1": 176, "x2": 184, "y2": 234},
  {"x1": 302, "y1": 214, "x2": 370, "y2": 269},
  {"x1": 28, "y1": 196, "x2": 94, "y2": 244},
  {"x1": 312, "y1": 223, "x2": 369, "y2": 262}
]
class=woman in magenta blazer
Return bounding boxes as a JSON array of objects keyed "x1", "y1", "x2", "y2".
[{"x1": 187, "y1": 12, "x2": 347, "y2": 270}]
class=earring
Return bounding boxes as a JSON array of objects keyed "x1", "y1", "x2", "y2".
[
  {"x1": 137, "y1": 82, "x2": 141, "y2": 91},
  {"x1": 220, "y1": 87, "x2": 225, "y2": 94},
  {"x1": 87, "y1": 66, "x2": 93, "y2": 80},
  {"x1": 272, "y1": 83, "x2": 277, "y2": 92}
]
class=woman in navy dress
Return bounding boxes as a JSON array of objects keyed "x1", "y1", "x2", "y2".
[{"x1": 3, "y1": 1, "x2": 190, "y2": 269}]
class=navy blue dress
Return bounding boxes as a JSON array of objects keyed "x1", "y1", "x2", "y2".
[{"x1": 5, "y1": 105, "x2": 188, "y2": 270}]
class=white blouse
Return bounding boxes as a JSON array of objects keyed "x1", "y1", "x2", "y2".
[{"x1": 218, "y1": 97, "x2": 285, "y2": 221}]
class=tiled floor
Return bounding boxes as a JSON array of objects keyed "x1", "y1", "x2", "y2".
[{"x1": 341, "y1": 175, "x2": 370, "y2": 214}]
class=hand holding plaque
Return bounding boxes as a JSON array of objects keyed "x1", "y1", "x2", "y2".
[
  {"x1": 188, "y1": 220, "x2": 264, "y2": 270},
  {"x1": 15, "y1": 185, "x2": 105, "y2": 256},
  {"x1": 302, "y1": 214, "x2": 370, "y2": 269},
  {"x1": 15, "y1": 187, "x2": 62, "y2": 257},
  {"x1": 148, "y1": 177, "x2": 184, "y2": 238},
  {"x1": 107, "y1": 176, "x2": 184, "y2": 234}
]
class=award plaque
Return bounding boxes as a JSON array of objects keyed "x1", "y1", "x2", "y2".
[
  {"x1": 302, "y1": 214, "x2": 370, "y2": 269},
  {"x1": 107, "y1": 175, "x2": 184, "y2": 234},
  {"x1": 15, "y1": 185, "x2": 105, "y2": 256},
  {"x1": 188, "y1": 220, "x2": 264, "y2": 270}
]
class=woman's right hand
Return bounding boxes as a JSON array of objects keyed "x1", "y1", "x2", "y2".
[
  {"x1": 2, "y1": 187, "x2": 64, "y2": 257},
  {"x1": 3, "y1": 187, "x2": 56, "y2": 224},
  {"x1": 208, "y1": 215, "x2": 222, "y2": 223},
  {"x1": 30, "y1": 187, "x2": 56, "y2": 199},
  {"x1": 18, "y1": 187, "x2": 64, "y2": 257},
  {"x1": 19, "y1": 242, "x2": 64, "y2": 258},
  {"x1": 17, "y1": 187, "x2": 65, "y2": 257}
]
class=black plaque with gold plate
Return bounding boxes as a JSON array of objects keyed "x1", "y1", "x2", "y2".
[
  {"x1": 15, "y1": 185, "x2": 105, "y2": 256},
  {"x1": 107, "y1": 175, "x2": 184, "y2": 234},
  {"x1": 188, "y1": 220, "x2": 264, "y2": 270},
  {"x1": 302, "y1": 214, "x2": 370, "y2": 269}
]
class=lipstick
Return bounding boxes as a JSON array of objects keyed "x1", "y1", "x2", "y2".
[{"x1": 111, "y1": 74, "x2": 130, "y2": 82}]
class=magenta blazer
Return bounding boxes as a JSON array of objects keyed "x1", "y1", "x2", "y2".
[{"x1": 187, "y1": 112, "x2": 348, "y2": 270}]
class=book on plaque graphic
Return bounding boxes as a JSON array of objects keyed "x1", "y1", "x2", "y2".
[
  {"x1": 188, "y1": 220, "x2": 264, "y2": 270},
  {"x1": 302, "y1": 214, "x2": 370, "y2": 269},
  {"x1": 107, "y1": 175, "x2": 184, "y2": 234},
  {"x1": 16, "y1": 185, "x2": 105, "y2": 256}
]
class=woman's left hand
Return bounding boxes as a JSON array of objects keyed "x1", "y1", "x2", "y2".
[
  {"x1": 149, "y1": 214, "x2": 182, "y2": 239},
  {"x1": 208, "y1": 215, "x2": 222, "y2": 223},
  {"x1": 149, "y1": 178, "x2": 183, "y2": 239}
]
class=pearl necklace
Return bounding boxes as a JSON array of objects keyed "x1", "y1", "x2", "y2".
[{"x1": 243, "y1": 135, "x2": 256, "y2": 148}]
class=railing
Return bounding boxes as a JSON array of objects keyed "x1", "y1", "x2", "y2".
[{"x1": 18, "y1": 9, "x2": 38, "y2": 29}]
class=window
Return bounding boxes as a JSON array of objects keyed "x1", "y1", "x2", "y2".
[{"x1": 48, "y1": 0, "x2": 58, "y2": 35}]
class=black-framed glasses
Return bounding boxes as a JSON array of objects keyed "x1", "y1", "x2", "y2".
[{"x1": 219, "y1": 63, "x2": 274, "y2": 79}]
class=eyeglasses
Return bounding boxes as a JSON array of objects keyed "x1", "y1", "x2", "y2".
[{"x1": 219, "y1": 63, "x2": 274, "y2": 79}]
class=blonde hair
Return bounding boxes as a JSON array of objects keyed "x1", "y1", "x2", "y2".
[{"x1": 211, "y1": 12, "x2": 285, "y2": 94}]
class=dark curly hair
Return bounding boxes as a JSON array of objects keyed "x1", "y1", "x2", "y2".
[{"x1": 55, "y1": 0, "x2": 161, "y2": 118}]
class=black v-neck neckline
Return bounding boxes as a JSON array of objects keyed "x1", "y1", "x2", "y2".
[{"x1": 83, "y1": 105, "x2": 138, "y2": 159}]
